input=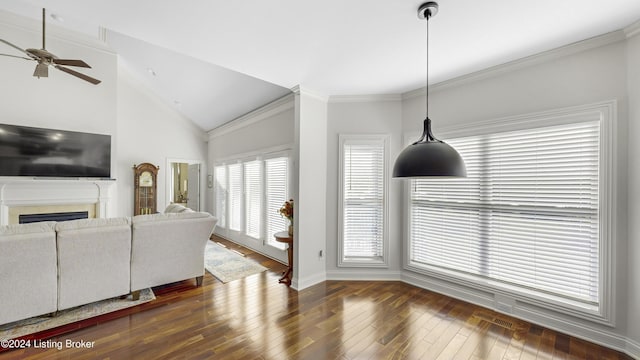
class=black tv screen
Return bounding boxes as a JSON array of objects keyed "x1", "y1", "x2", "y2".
[{"x1": 0, "y1": 124, "x2": 111, "y2": 178}]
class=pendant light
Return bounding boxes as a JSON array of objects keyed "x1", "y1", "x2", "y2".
[{"x1": 392, "y1": 2, "x2": 466, "y2": 178}]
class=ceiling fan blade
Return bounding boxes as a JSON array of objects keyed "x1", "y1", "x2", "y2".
[
  {"x1": 0, "y1": 53, "x2": 32, "y2": 61},
  {"x1": 52, "y1": 59, "x2": 91, "y2": 68},
  {"x1": 55, "y1": 65, "x2": 102, "y2": 85},
  {"x1": 0, "y1": 39, "x2": 30, "y2": 56}
]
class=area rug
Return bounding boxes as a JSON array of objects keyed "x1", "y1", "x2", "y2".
[
  {"x1": 0, "y1": 288, "x2": 155, "y2": 341},
  {"x1": 205, "y1": 241, "x2": 268, "y2": 283}
]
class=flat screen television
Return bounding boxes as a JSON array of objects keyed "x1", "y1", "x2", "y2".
[{"x1": 0, "y1": 124, "x2": 111, "y2": 178}]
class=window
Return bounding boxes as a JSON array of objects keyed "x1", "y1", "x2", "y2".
[
  {"x1": 339, "y1": 135, "x2": 388, "y2": 267},
  {"x1": 213, "y1": 151, "x2": 291, "y2": 248},
  {"x1": 244, "y1": 160, "x2": 262, "y2": 239},
  {"x1": 265, "y1": 156, "x2": 289, "y2": 250},
  {"x1": 228, "y1": 163, "x2": 243, "y2": 232},
  {"x1": 214, "y1": 165, "x2": 227, "y2": 228},
  {"x1": 407, "y1": 104, "x2": 613, "y2": 318}
]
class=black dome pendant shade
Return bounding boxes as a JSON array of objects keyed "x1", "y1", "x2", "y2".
[
  {"x1": 392, "y1": 2, "x2": 467, "y2": 178},
  {"x1": 392, "y1": 117, "x2": 466, "y2": 177}
]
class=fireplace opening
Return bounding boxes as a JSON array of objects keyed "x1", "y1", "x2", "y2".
[{"x1": 19, "y1": 211, "x2": 89, "y2": 224}]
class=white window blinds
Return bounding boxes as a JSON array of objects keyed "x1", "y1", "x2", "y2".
[
  {"x1": 214, "y1": 165, "x2": 227, "y2": 228},
  {"x1": 340, "y1": 136, "x2": 387, "y2": 265},
  {"x1": 244, "y1": 160, "x2": 262, "y2": 239},
  {"x1": 228, "y1": 163, "x2": 243, "y2": 232},
  {"x1": 409, "y1": 120, "x2": 600, "y2": 305},
  {"x1": 214, "y1": 152, "x2": 290, "y2": 248},
  {"x1": 265, "y1": 157, "x2": 289, "y2": 250}
]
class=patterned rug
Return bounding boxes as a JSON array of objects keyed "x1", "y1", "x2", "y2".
[
  {"x1": 205, "y1": 241, "x2": 267, "y2": 283},
  {"x1": 0, "y1": 288, "x2": 155, "y2": 341}
]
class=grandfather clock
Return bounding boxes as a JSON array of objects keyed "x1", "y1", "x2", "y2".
[{"x1": 133, "y1": 163, "x2": 159, "y2": 215}]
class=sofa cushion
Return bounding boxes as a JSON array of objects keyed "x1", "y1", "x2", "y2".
[
  {"x1": 164, "y1": 203, "x2": 194, "y2": 214},
  {"x1": 133, "y1": 211, "x2": 210, "y2": 224},
  {"x1": 0, "y1": 221, "x2": 58, "y2": 325},
  {"x1": 55, "y1": 216, "x2": 131, "y2": 231},
  {"x1": 0, "y1": 221, "x2": 56, "y2": 236},
  {"x1": 56, "y1": 217, "x2": 132, "y2": 310}
]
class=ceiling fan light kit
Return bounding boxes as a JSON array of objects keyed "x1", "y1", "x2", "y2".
[
  {"x1": 392, "y1": 2, "x2": 466, "y2": 178},
  {"x1": 34, "y1": 62, "x2": 48, "y2": 78},
  {"x1": 0, "y1": 8, "x2": 101, "y2": 85}
]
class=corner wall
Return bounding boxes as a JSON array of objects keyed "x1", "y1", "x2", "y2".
[
  {"x1": 625, "y1": 27, "x2": 640, "y2": 353},
  {"x1": 292, "y1": 88, "x2": 328, "y2": 289}
]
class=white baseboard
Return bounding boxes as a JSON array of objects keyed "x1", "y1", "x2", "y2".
[
  {"x1": 401, "y1": 271, "x2": 495, "y2": 309},
  {"x1": 326, "y1": 269, "x2": 402, "y2": 281},
  {"x1": 292, "y1": 272, "x2": 326, "y2": 291},
  {"x1": 626, "y1": 338, "x2": 640, "y2": 359},
  {"x1": 402, "y1": 270, "x2": 638, "y2": 359}
]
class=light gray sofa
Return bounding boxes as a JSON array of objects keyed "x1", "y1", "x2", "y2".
[
  {"x1": 130, "y1": 211, "x2": 218, "y2": 299},
  {"x1": 0, "y1": 222, "x2": 58, "y2": 325},
  {"x1": 0, "y1": 208, "x2": 217, "y2": 326}
]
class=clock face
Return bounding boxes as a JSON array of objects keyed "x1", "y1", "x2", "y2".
[{"x1": 139, "y1": 171, "x2": 153, "y2": 187}]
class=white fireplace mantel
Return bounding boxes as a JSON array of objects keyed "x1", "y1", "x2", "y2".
[{"x1": 0, "y1": 178, "x2": 116, "y2": 226}]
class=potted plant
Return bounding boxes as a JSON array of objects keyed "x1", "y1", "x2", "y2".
[{"x1": 279, "y1": 199, "x2": 294, "y2": 236}]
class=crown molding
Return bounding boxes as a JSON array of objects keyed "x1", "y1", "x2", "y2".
[
  {"x1": 290, "y1": 85, "x2": 329, "y2": 102},
  {"x1": 208, "y1": 93, "x2": 295, "y2": 139},
  {"x1": 402, "y1": 30, "x2": 627, "y2": 101},
  {"x1": 0, "y1": 9, "x2": 114, "y2": 55},
  {"x1": 625, "y1": 19, "x2": 640, "y2": 39},
  {"x1": 328, "y1": 94, "x2": 402, "y2": 103}
]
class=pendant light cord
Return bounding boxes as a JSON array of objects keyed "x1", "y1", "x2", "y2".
[{"x1": 425, "y1": 13, "x2": 429, "y2": 119}]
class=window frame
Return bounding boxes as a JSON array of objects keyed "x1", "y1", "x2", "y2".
[
  {"x1": 338, "y1": 134, "x2": 390, "y2": 268},
  {"x1": 263, "y1": 151, "x2": 292, "y2": 251},
  {"x1": 213, "y1": 164, "x2": 227, "y2": 229},
  {"x1": 403, "y1": 101, "x2": 616, "y2": 325},
  {"x1": 227, "y1": 161, "x2": 244, "y2": 233}
]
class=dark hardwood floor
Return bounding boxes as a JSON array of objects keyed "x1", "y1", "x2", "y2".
[{"x1": 1, "y1": 236, "x2": 631, "y2": 359}]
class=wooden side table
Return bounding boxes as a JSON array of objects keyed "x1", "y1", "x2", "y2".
[{"x1": 274, "y1": 231, "x2": 293, "y2": 286}]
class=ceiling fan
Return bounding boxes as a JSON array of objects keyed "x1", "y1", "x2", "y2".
[{"x1": 0, "y1": 8, "x2": 101, "y2": 85}]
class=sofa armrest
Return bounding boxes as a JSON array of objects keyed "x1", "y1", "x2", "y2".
[{"x1": 130, "y1": 212, "x2": 217, "y2": 291}]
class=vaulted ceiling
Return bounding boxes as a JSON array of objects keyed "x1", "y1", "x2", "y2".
[{"x1": 1, "y1": 0, "x2": 640, "y2": 131}]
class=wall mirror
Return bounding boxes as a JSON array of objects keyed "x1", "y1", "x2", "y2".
[{"x1": 166, "y1": 158, "x2": 201, "y2": 211}]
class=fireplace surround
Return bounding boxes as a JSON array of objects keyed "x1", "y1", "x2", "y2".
[{"x1": 0, "y1": 178, "x2": 115, "y2": 226}]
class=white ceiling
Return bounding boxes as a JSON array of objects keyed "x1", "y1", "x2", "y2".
[{"x1": 1, "y1": 0, "x2": 640, "y2": 131}]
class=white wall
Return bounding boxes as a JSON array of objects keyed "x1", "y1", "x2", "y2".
[
  {"x1": 207, "y1": 94, "x2": 295, "y2": 262},
  {"x1": 0, "y1": 13, "x2": 117, "y2": 138},
  {"x1": 625, "y1": 28, "x2": 640, "y2": 352},
  {"x1": 116, "y1": 65, "x2": 208, "y2": 216},
  {"x1": 403, "y1": 39, "x2": 629, "y2": 132},
  {"x1": 0, "y1": 11, "x2": 208, "y2": 218},
  {"x1": 401, "y1": 36, "x2": 632, "y2": 352},
  {"x1": 0, "y1": 12, "x2": 118, "y2": 215},
  {"x1": 293, "y1": 88, "x2": 328, "y2": 289},
  {"x1": 325, "y1": 97, "x2": 404, "y2": 279},
  {"x1": 208, "y1": 97, "x2": 294, "y2": 161}
]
